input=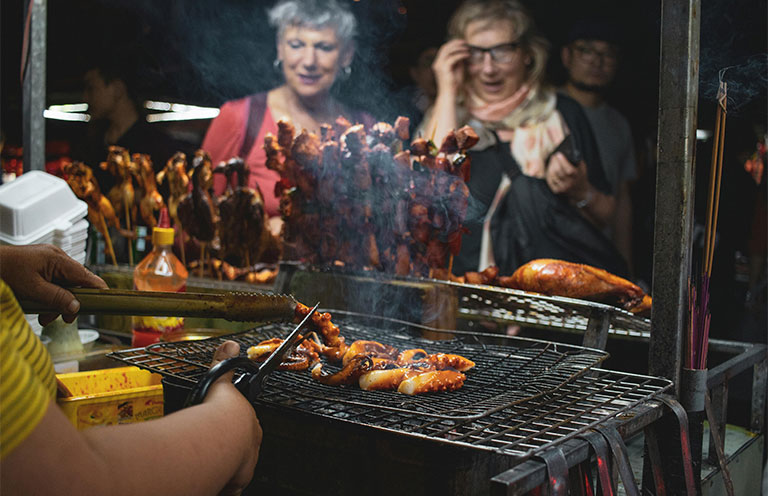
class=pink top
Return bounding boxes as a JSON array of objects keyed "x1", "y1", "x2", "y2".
[{"x1": 202, "y1": 96, "x2": 281, "y2": 217}]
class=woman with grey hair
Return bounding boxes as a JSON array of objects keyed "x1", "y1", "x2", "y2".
[
  {"x1": 419, "y1": 0, "x2": 624, "y2": 278},
  {"x1": 202, "y1": 0, "x2": 373, "y2": 231}
]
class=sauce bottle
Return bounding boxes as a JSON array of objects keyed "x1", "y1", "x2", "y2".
[{"x1": 131, "y1": 208, "x2": 188, "y2": 347}]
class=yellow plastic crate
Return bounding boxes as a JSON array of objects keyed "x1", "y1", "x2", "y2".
[{"x1": 57, "y1": 366, "x2": 164, "y2": 430}]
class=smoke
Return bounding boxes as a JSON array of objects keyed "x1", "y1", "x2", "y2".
[
  {"x1": 85, "y1": 0, "x2": 409, "y2": 116},
  {"x1": 699, "y1": 0, "x2": 767, "y2": 113}
]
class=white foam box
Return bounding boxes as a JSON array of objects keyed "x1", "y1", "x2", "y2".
[{"x1": 0, "y1": 171, "x2": 87, "y2": 246}]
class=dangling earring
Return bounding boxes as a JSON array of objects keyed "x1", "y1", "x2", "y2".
[
  {"x1": 340, "y1": 65, "x2": 352, "y2": 80},
  {"x1": 273, "y1": 58, "x2": 283, "y2": 73}
]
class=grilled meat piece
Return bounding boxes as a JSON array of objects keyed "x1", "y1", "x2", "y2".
[
  {"x1": 342, "y1": 340, "x2": 399, "y2": 366},
  {"x1": 177, "y1": 150, "x2": 217, "y2": 243},
  {"x1": 358, "y1": 363, "x2": 434, "y2": 391},
  {"x1": 311, "y1": 355, "x2": 374, "y2": 386},
  {"x1": 397, "y1": 370, "x2": 466, "y2": 395},
  {"x1": 63, "y1": 161, "x2": 121, "y2": 260},
  {"x1": 156, "y1": 152, "x2": 189, "y2": 226},
  {"x1": 100, "y1": 145, "x2": 136, "y2": 228},
  {"x1": 498, "y1": 258, "x2": 648, "y2": 311},
  {"x1": 131, "y1": 154, "x2": 165, "y2": 228}
]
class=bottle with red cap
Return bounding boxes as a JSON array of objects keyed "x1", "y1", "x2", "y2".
[{"x1": 131, "y1": 208, "x2": 188, "y2": 347}]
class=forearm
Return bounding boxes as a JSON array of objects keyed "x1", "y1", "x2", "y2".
[
  {"x1": 423, "y1": 90, "x2": 459, "y2": 145},
  {"x1": 82, "y1": 383, "x2": 257, "y2": 496},
  {"x1": 2, "y1": 383, "x2": 257, "y2": 496}
]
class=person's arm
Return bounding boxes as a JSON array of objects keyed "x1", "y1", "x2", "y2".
[
  {"x1": 2, "y1": 341, "x2": 261, "y2": 496},
  {"x1": 0, "y1": 244, "x2": 107, "y2": 325},
  {"x1": 419, "y1": 39, "x2": 469, "y2": 145},
  {"x1": 546, "y1": 152, "x2": 615, "y2": 228}
]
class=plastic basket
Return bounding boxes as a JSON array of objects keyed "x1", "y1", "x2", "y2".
[{"x1": 56, "y1": 366, "x2": 164, "y2": 430}]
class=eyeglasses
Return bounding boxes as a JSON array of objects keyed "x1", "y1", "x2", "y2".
[
  {"x1": 466, "y1": 42, "x2": 521, "y2": 65},
  {"x1": 571, "y1": 44, "x2": 619, "y2": 64}
]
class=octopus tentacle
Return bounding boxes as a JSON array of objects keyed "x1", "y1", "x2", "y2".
[
  {"x1": 397, "y1": 370, "x2": 466, "y2": 395},
  {"x1": 311, "y1": 355, "x2": 373, "y2": 386},
  {"x1": 342, "y1": 340, "x2": 399, "y2": 365},
  {"x1": 359, "y1": 362, "x2": 435, "y2": 391}
]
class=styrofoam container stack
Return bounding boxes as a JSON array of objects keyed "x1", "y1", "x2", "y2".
[{"x1": 0, "y1": 171, "x2": 90, "y2": 333}]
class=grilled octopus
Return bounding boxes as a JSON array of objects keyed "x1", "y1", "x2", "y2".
[
  {"x1": 396, "y1": 349, "x2": 475, "y2": 372},
  {"x1": 249, "y1": 303, "x2": 476, "y2": 395},
  {"x1": 342, "y1": 340, "x2": 399, "y2": 365},
  {"x1": 311, "y1": 355, "x2": 374, "y2": 386},
  {"x1": 295, "y1": 303, "x2": 348, "y2": 360},
  {"x1": 246, "y1": 335, "x2": 321, "y2": 371},
  {"x1": 397, "y1": 370, "x2": 466, "y2": 395}
]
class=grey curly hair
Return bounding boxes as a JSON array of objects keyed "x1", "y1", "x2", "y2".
[{"x1": 268, "y1": 0, "x2": 357, "y2": 46}]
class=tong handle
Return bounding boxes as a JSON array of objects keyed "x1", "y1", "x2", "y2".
[
  {"x1": 184, "y1": 356, "x2": 261, "y2": 407},
  {"x1": 19, "y1": 288, "x2": 297, "y2": 322}
]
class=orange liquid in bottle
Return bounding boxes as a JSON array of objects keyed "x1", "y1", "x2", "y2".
[{"x1": 131, "y1": 209, "x2": 188, "y2": 347}]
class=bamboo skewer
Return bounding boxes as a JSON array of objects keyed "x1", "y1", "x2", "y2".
[
  {"x1": 124, "y1": 197, "x2": 134, "y2": 266},
  {"x1": 99, "y1": 216, "x2": 118, "y2": 266},
  {"x1": 200, "y1": 243, "x2": 206, "y2": 278},
  {"x1": 177, "y1": 222, "x2": 186, "y2": 266}
]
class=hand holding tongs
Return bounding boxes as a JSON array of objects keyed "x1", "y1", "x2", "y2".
[{"x1": 184, "y1": 303, "x2": 320, "y2": 407}]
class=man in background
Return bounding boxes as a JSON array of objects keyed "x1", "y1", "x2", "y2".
[
  {"x1": 560, "y1": 19, "x2": 637, "y2": 272},
  {"x1": 72, "y1": 48, "x2": 178, "y2": 193}
]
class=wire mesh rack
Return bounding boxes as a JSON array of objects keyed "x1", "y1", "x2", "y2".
[
  {"x1": 109, "y1": 312, "x2": 670, "y2": 461},
  {"x1": 454, "y1": 282, "x2": 652, "y2": 339},
  {"x1": 277, "y1": 264, "x2": 652, "y2": 341}
]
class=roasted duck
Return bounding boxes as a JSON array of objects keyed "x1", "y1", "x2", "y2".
[
  {"x1": 62, "y1": 160, "x2": 121, "y2": 264},
  {"x1": 131, "y1": 153, "x2": 165, "y2": 228},
  {"x1": 100, "y1": 146, "x2": 136, "y2": 230},
  {"x1": 156, "y1": 152, "x2": 189, "y2": 227},
  {"x1": 497, "y1": 259, "x2": 650, "y2": 312},
  {"x1": 216, "y1": 157, "x2": 281, "y2": 266}
]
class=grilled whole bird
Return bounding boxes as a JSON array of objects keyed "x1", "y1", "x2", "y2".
[{"x1": 497, "y1": 258, "x2": 648, "y2": 311}]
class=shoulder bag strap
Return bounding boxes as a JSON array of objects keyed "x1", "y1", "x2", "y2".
[{"x1": 238, "y1": 92, "x2": 269, "y2": 159}]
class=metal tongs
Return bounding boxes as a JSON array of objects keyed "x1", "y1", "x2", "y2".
[
  {"x1": 184, "y1": 302, "x2": 320, "y2": 407},
  {"x1": 19, "y1": 287, "x2": 298, "y2": 322}
]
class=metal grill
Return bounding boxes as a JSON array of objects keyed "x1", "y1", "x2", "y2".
[
  {"x1": 277, "y1": 264, "x2": 652, "y2": 341},
  {"x1": 454, "y1": 281, "x2": 652, "y2": 339},
  {"x1": 109, "y1": 312, "x2": 670, "y2": 461}
]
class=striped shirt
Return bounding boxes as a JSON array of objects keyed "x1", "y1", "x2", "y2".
[{"x1": 0, "y1": 279, "x2": 56, "y2": 458}]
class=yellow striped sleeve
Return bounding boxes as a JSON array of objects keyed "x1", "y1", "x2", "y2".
[{"x1": 0, "y1": 279, "x2": 56, "y2": 459}]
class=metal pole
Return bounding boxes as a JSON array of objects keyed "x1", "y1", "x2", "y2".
[
  {"x1": 22, "y1": 0, "x2": 46, "y2": 172},
  {"x1": 648, "y1": 0, "x2": 700, "y2": 392},
  {"x1": 643, "y1": 1, "x2": 701, "y2": 493}
]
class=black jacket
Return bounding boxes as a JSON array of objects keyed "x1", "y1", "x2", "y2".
[{"x1": 454, "y1": 94, "x2": 627, "y2": 277}]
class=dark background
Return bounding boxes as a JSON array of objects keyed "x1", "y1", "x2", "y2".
[
  {"x1": 1, "y1": 0, "x2": 766, "y2": 344},
  {"x1": 2, "y1": 0, "x2": 764, "y2": 143}
]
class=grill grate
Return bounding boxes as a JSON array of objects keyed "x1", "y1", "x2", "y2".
[
  {"x1": 108, "y1": 312, "x2": 670, "y2": 459},
  {"x1": 443, "y1": 280, "x2": 650, "y2": 339},
  {"x1": 279, "y1": 264, "x2": 652, "y2": 339}
]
